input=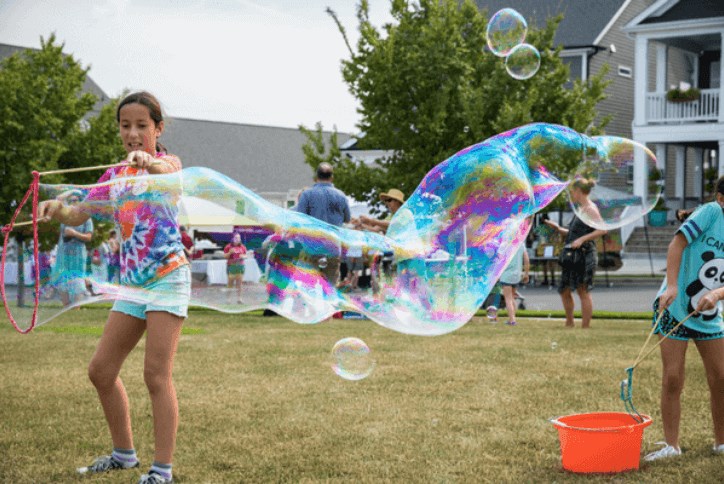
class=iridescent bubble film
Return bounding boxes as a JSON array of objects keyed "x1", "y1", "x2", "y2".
[
  {"x1": 570, "y1": 137, "x2": 661, "y2": 230},
  {"x1": 486, "y1": 8, "x2": 527, "y2": 57},
  {"x1": 2, "y1": 123, "x2": 657, "y2": 336},
  {"x1": 505, "y1": 43, "x2": 540, "y2": 80},
  {"x1": 331, "y1": 337, "x2": 375, "y2": 381}
]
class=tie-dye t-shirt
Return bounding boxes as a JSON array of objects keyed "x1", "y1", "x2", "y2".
[{"x1": 84, "y1": 153, "x2": 188, "y2": 286}]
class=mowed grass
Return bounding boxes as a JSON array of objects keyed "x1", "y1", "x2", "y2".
[{"x1": 1, "y1": 308, "x2": 722, "y2": 483}]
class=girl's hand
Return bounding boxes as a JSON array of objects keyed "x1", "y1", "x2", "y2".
[
  {"x1": 571, "y1": 238, "x2": 585, "y2": 249},
  {"x1": 126, "y1": 150, "x2": 157, "y2": 170},
  {"x1": 38, "y1": 200, "x2": 63, "y2": 223},
  {"x1": 658, "y1": 287, "x2": 678, "y2": 310},
  {"x1": 696, "y1": 290, "x2": 721, "y2": 313},
  {"x1": 522, "y1": 274, "x2": 529, "y2": 284},
  {"x1": 544, "y1": 219, "x2": 559, "y2": 231}
]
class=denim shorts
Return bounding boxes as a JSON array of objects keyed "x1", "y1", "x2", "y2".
[{"x1": 112, "y1": 265, "x2": 191, "y2": 320}]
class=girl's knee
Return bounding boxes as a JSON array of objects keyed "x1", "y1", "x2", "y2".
[
  {"x1": 662, "y1": 372, "x2": 685, "y2": 395},
  {"x1": 88, "y1": 360, "x2": 117, "y2": 390},
  {"x1": 144, "y1": 366, "x2": 172, "y2": 394}
]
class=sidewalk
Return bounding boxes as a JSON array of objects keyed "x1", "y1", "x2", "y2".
[{"x1": 612, "y1": 254, "x2": 667, "y2": 277}]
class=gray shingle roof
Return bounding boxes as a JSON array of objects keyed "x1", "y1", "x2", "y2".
[
  {"x1": 475, "y1": 0, "x2": 627, "y2": 47},
  {"x1": 161, "y1": 117, "x2": 350, "y2": 194},
  {"x1": 641, "y1": 0, "x2": 724, "y2": 24}
]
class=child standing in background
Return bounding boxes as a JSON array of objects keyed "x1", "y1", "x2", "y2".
[
  {"x1": 499, "y1": 246, "x2": 529, "y2": 326},
  {"x1": 224, "y1": 233, "x2": 248, "y2": 303}
]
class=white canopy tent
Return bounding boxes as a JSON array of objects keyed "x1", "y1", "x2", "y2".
[{"x1": 177, "y1": 195, "x2": 257, "y2": 232}]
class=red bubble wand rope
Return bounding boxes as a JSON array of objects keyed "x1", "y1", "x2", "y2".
[{"x1": 1, "y1": 162, "x2": 127, "y2": 333}]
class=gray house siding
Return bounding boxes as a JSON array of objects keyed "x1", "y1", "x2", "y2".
[
  {"x1": 475, "y1": 1, "x2": 657, "y2": 139},
  {"x1": 666, "y1": 46, "x2": 696, "y2": 89},
  {"x1": 588, "y1": 0, "x2": 655, "y2": 139}
]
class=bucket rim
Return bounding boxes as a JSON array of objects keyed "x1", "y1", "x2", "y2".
[{"x1": 550, "y1": 411, "x2": 652, "y2": 432}]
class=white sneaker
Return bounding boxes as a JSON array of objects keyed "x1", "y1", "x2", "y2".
[
  {"x1": 714, "y1": 443, "x2": 724, "y2": 454},
  {"x1": 644, "y1": 442, "x2": 681, "y2": 462}
]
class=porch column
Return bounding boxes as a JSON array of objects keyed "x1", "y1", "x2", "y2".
[
  {"x1": 634, "y1": 35, "x2": 648, "y2": 126},
  {"x1": 655, "y1": 144, "x2": 666, "y2": 172},
  {"x1": 720, "y1": 33, "x2": 724, "y2": 123},
  {"x1": 634, "y1": 143, "x2": 647, "y2": 212},
  {"x1": 675, "y1": 145, "x2": 685, "y2": 203},
  {"x1": 656, "y1": 43, "x2": 667, "y2": 92},
  {"x1": 719, "y1": 140, "x2": 724, "y2": 178},
  {"x1": 693, "y1": 148, "x2": 703, "y2": 198}
]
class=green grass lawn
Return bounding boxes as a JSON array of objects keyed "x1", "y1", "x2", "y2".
[{"x1": 1, "y1": 308, "x2": 722, "y2": 482}]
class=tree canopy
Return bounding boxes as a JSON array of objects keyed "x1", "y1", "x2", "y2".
[
  {"x1": 0, "y1": 34, "x2": 125, "y2": 243},
  {"x1": 303, "y1": 0, "x2": 609, "y2": 211}
]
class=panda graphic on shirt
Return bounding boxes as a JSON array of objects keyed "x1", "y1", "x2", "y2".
[{"x1": 685, "y1": 251, "x2": 724, "y2": 320}]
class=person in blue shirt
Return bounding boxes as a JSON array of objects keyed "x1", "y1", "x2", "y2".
[
  {"x1": 645, "y1": 176, "x2": 724, "y2": 461},
  {"x1": 296, "y1": 162, "x2": 351, "y2": 227},
  {"x1": 295, "y1": 163, "x2": 350, "y2": 285}
]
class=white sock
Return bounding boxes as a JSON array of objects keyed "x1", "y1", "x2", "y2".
[{"x1": 111, "y1": 448, "x2": 138, "y2": 468}]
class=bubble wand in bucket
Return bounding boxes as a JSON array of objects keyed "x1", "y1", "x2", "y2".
[{"x1": 621, "y1": 309, "x2": 695, "y2": 422}]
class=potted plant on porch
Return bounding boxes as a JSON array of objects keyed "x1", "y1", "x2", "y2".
[
  {"x1": 666, "y1": 84, "x2": 701, "y2": 103},
  {"x1": 648, "y1": 196, "x2": 668, "y2": 226}
]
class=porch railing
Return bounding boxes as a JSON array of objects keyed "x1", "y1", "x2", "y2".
[{"x1": 645, "y1": 88, "x2": 720, "y2": 123}]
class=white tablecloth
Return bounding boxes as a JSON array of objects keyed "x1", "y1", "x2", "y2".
[
  {"x1": 3, "y1": 262, "x2": 34, "y2": 285},
  {"x1": 191, "y1": 258, "x2": 261, "y2": 285}
]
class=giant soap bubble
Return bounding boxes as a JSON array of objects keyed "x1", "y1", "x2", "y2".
[
  {"x1": 2, "y1": 123, "x2": 657, "y2": 336},
  {"x1": 486, "y1": 8, "x2": 527, "y2": 57},
  {"x1": 569, "y1": 137, "x2": 662, "y2": 230}
]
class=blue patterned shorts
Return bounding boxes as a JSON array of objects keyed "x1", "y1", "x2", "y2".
[{"x1": 652, "y1": 299, "x2": 724, "y2": 341}]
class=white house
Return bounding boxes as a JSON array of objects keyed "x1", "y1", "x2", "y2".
[{"x1": 624, "y1": 0, "x2": 724, "y2": 214}]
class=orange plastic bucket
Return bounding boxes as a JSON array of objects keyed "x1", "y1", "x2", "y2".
[{"x1": 551, "y1": 412, "x2": 652, "y2": 473}]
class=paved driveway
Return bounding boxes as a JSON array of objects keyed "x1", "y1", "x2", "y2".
[{"x1": 518, "y1": 280, "x2": 662, "y2": 313}]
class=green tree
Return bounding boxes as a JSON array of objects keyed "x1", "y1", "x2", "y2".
[
  {"x1": 0, "y1": 35, "x2": 124, "y2": 304},
  {"x1": 58, "y1": 98, "x2": 126, "y2": 186},
  {"x1": 316, "y1": 0, "x2": 609, "y2": 209},
  {"x1": 298, "y1": 121, "x2": 342, "y2": 173}
]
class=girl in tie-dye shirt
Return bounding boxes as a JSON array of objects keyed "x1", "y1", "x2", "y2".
[
  {"x1": 85, "y1": 154, "x2": 187, "y2": 286},
  {"x1": 38, "y1": 91, "x2": 188, "y2": 484}
]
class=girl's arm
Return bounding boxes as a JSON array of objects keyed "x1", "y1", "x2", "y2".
[
  {"x1": 522, "y1": 250, "x2": 530, "y2": 284},
  {"x1": 659, "y1": 233, "x2": 687, "y2": 309},
  {"x1": 38, "y1": 200, "x2": 91, "y2": 227},
  {"x1": 544, "y1": 219, "x2": 568, "y2": 237},
  {"x1": 572, "y1": 229, "x2": 607, "y2": 249},
  {"x1": 64, "y1": 227, "x2": 92, "y2": 243}
]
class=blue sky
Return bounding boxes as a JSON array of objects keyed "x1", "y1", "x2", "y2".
[{"x1": 0, "y1": 0, "x2": 394, "y2": 133}]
